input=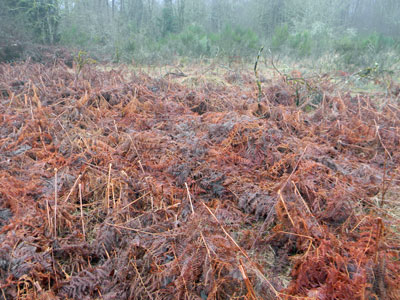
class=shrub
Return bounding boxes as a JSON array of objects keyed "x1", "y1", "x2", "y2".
[
  {"x1": 178, "y1": 25, "x2": 210, "y2": 56},
  {"x1": 212, "y1": 25, "x2": 260, "y2": 57},
  {"x1": 288, "y1": 30, "x2": 312, "y2": 57},
  {"x1": 60, "y1": 24, "x2": 91, "y2": 47},
  {"x1": 271, "y1": 24, "x2": 289, "y2": 51},
  {"x1": 334, "y1": 32, "x2": 399, "y2": 66}
]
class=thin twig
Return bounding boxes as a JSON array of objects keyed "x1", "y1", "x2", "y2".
[
  {"x1": 200, "y1": 231, "x2": 212, "y2": 258},
  {"x1": 239, "y1": 258, "x2": 258, "y2": 300},
  {"x1": 280, "y1": 145, "x2": 308, "y2": 191},
  {"x1": 375, "y1": 218, "x2": 384, "y2": 264},
  {"x1": 292, "y1": 181, "x2": 323, "y2": 234},
  {"x1": 277, "y1": 190, "x2": 295, "y2": 228},
  {"x1": 381, "y1": 151, "x2": 388, "y2": 208},
  {"x1": 57, "y1": 120, "x2": 74, "y2": 149},
  {"x1": 374, "y1": 119, "x2": 392, "y2": 160},
  {"x1": 63, "y1": 174, "x2": 82, "y2": 203},
  {"x1": 268, "y1": 48, "x2": 284, "y2": 78},
  {"x1": 46, "y1": 198, "x2": 52, "y2": 233},
  {"x1": 130, "y1": 260, "x2": 153, "y2": 299},
  {"x1": 185, "y1": 182, "x2": 195, "y2": 215},
  {"x1": 54, "y1": 168, "x2": 58, "y2": 238},
  {"x1": 105, "y1": 222, "x2": 166, "y2": 236},
  {"x1": 111, "y1": 182, "x2": 116, "y2": 209},
  {"x1": 27, "y1": 94, "x2": 34, "y2": 121},
  {"x1": 120, "y1": 192, "x2": 150, "y2": 211},
  {"x1": 254, "y1": 46, "x2": 264, "y2": 103},
  {"x1": 106, "y1": 163, "x2": 112, "y2": 214},
  {"x1": 79, "y1": 183, "x2": 86, "y2": 240}
]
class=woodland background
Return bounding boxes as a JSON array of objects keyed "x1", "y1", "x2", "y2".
[{"x1": 1, "y1": 0, "x2": 400, "y2": 68}]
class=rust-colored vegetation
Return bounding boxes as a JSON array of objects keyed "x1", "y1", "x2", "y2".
[{"x1": 0, "y1": 60, "x2": 399, "y2": 300}]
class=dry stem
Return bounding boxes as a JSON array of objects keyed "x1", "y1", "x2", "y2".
[
  {"x1": 79, "y1": 183, "x2": 86, "y2": 240},
  {"x1": 106, "y1": 163, "x2": 112, "y2": 214},
  {"x1": 185, "y1": 182, "x2": 195, "y2": 215},
  {"x1": 54, "y1": 168, "x2": 58, "y2": 238}
]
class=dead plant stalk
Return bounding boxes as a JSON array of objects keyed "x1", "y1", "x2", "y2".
[
  {"x1": 54, "y1": 168, "x2": 58, "y2": 238},
  {"x1": 106, "y1": 163, "x2": 112, "y2": 214},
  {"x1": 63, "y1": 174, "x2": 82, "y2": 203},
  {"x1": 185, "y1": 182, "x2": 195, "y2": 214},
  {"x1": 130, "y1": 260, "x2": 153, "y2": 299},
  {"x1": 46, "y1": 198, "x2": 52, "y2": 233},
  {"x1": 239, "y1": 258, "x2": 258, "y2": 300},
  {"x1": 79, "y1": 183, "x2": 86, "y2": 240}
]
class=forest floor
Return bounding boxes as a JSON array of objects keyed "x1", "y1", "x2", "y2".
[{"x1": 0, "y1": 58, "x2": 399, "y2": 300}]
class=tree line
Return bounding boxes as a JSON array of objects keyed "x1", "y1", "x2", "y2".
[{"x1": 1, "y1": 0, "x2": 400, "y2": 66}]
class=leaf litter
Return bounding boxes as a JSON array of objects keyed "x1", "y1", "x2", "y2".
[{"x1": 0, "y1": 60, "x2": 399, "y2": 299}]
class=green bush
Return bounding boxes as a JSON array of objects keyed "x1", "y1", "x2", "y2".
[
  {"x1": 136, "y1": 24, "x2": 259, "y2": 62},
  {"x1": 4, "y1": 0, "x2": 60, "y2": 44},
  {"x1": 60, "y1": 24, "x2": 91, "y2": 47},
  {"x1": 211, "y1": 25, "x2": 259, "y2": 57},
  {"x1": 271, "y1": 24, "x2": 289, "y2": 51},
  {"x1": 288, "y1": 31, "x2": 312, "y2": 57},
  {"x1": 334, "y1": 32, "x2": 399, "y2": 66},
  {"x1": 270, "y1": 25, "x2": 321, "y2": 58},
  {"x1": 178, "y1": 25, "x2": 210, "y2": 56}
]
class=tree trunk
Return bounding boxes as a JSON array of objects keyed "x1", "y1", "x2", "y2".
[{"x1": 177, "y1": 0, "x2": 185, "y2": 31}]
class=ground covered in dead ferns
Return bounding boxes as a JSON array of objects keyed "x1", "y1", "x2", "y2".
[{"x1": 0, "y1": 60, "x2": 399, "y2": 300}]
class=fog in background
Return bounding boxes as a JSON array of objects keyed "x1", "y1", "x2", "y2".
[{"x1": 1, "y1": 0, "x2": 400, "y2": 68}]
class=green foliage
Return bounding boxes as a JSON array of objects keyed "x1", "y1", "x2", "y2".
[
  {"x1": 288, "y1": 31, "x2": 312, "y2": 57},
  {"x1": 49, "y1": 0, "x2": 400, "y2": 68},
  {"x1": 160, "y1": 0, "x2": 178, "y2": 37},
  {"x1": 124, "y1": 36, "x2": 136, "y2": 53},
  {"x1": 5, "y1": 0, "x2": 60, "y2": 44},
  {"x1": 334, "y1": 32, "x2": 400, "y2": 66},
  {"x1": 113, "y1": 46, "x2": 121, "y2": 63},
  {"x1": 271, "y1": 24, "x2": 289, "y2": 51},
  {"x1": 59, "y1": 24, "x2": 90, "y2": 47},
  {"x1": 270, "y1": 27, "x2": 313, "y2": 58},
  {"x1": 211, "y1": 25, "x2": 260, "y2": 57},
  {"x1": 129, "y1": 24, "x2": 259, "y2": 63},
  {"x1": 177, "y1": 25, "x2": 210, "y2": 56},
  {"x1": 74, "y1": 50, "x2": 96, "y2": 77},
  {"x1": 268, "y1": 22, "x2": 400, "y2": 68}
]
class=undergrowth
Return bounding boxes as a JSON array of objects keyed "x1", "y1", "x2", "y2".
[{"x1": 0, "y1": 59, "x2": 399, "y2": 299}]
